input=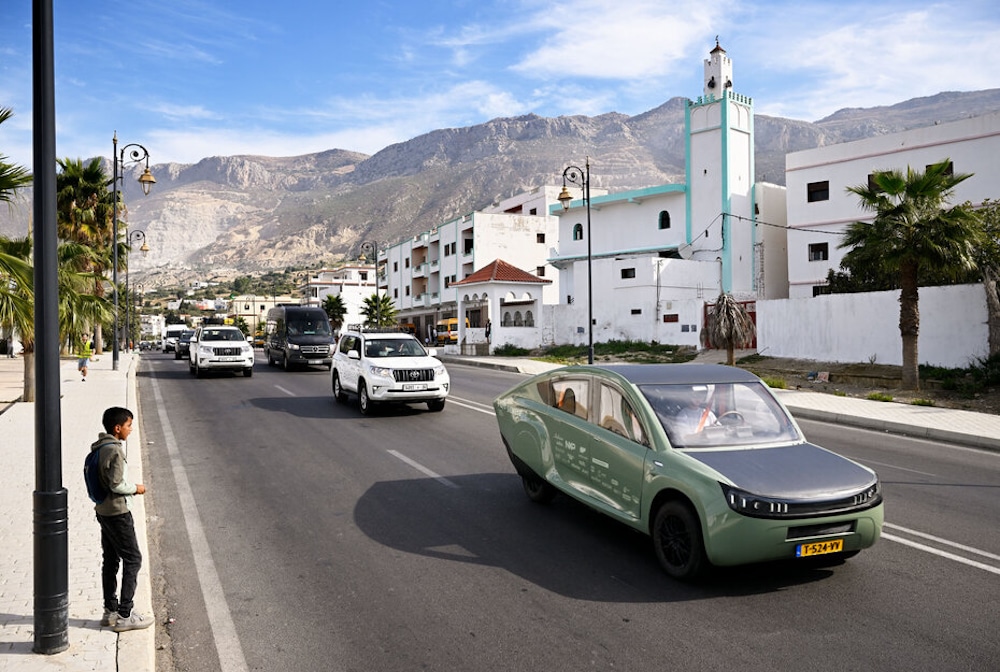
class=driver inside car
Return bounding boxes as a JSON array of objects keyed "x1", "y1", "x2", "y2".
[{"x1": 673, "y1": 386, "x2": 718, "y2": 435}]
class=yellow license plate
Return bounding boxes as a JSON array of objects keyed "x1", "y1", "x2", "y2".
[{"x1": 796, "y1": 539, "x2": 844, "y2": 557}]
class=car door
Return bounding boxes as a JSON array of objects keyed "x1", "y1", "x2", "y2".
[
  {"x1": 337, "y1": 335, "x2": 361, "y2": 393},
  {"x1": 541, "y1": 376, "x2": 595, "y2": 497},
  {"x1": 588, "y1": 381, "x2": 650, "y2": 520}
]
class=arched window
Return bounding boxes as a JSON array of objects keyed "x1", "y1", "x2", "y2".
[
  {"x1": 573, "y1": 223, "x2": 584, "y2": 241},
  {"x1": 514, "y1": 311, "x2": 524, "y2": 327},
  {"x1": 658, "y1": 210, "x2": 671, "y2": 230},
  {"x1": 525, "y1": 310, "x2": 535, "y2": 327},
  {"x1": 502, "y1": 311, "x2": 513, "y2": 327}
]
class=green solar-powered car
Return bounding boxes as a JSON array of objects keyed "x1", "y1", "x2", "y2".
[{"x1": 493, "y1": 364, "x2": 883, "y2": 580}]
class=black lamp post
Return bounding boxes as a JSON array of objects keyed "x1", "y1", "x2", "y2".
[
  {"x1": 360, "y1": 241, "x2": 382, "y2": 326},
  {"x1": 126, "y1": 230, "x2": 149, "y2": 351},
  {"x1": 111, "y1": 133, "x2": 155, "y2": 370},
  {"x1": 133, "y1": 283, "x2": 145, "y2": 347},
  {"x1": 557, "y1": 158, "x2": 594, "y2": 364}
]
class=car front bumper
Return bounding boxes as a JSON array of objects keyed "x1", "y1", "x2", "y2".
[{"x1": 703, "y1": 502, "x2": 884, "y2": 566}]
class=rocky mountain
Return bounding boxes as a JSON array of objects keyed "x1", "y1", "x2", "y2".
[{"x1": 4, "y1": 89, "x2": 1000, "y2": 286}]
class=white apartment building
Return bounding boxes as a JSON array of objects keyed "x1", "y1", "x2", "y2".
[
  {"x1": 381, "y1": 186, "x2": 575, "y2": 344},
  {"x1": 299, "y1": 265, "x2": 376, "y2": 328},
  {"x1": 546, "y1": 41, "x2": 787, "y2": 350},
  {"x1": 785, "y1": 110, "x2": 1000, "y2": 299}
]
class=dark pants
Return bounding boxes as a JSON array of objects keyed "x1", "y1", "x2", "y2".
[{"x1": 96, "y1": 511, "x2": 142, "y2": 617}]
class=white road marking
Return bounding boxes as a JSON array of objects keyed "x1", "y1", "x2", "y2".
[
  {"x1": 881, "y1": 532, "x2": 1000, "y2": 576},
  {"x1": 447, "y1": 396, "x2": 496, "y2": 415},
  {"x1": 150, "y1": 373, "x2": 249, "y2": 672},
  {"x1": 884, "y1": 522, "x2": 1000, "y2": 561},
  {"x1": 274, "y1": 385, "x2": 295, "y2": 396},
  {"x1": 387, "y1": 450, "x2": 460, "y2": 488}
]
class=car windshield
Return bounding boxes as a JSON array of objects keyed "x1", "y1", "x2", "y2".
[
  {"x1": 364, "y1": 338, "x2": 426, "y2": 358},
  {"x1": 202, "y1": 329, "x2": 244, "y2": 342},
  {"x1": 638, "y1": 381, "x2": 801, "y2": 448},
  {"x1": 287, "y1": 319, "x2": 331, "y2": 336},
  {"x1": 180, "y1": 331, "x2": 195, "y2": 340}
]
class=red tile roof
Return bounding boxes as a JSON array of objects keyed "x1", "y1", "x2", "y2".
[{"x1": 452, "y1": 259, "x2": 552, "y2": 286}]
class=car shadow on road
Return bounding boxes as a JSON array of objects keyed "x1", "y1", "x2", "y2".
[{"x1": 353, "y1": 472, "x2": 848, "y2": 603}]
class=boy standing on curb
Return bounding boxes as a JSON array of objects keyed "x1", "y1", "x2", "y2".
[
  {"x1": 77, "y1": 335, "x2": 92, "y2": 381},
  {"x1": 90, "y1": 406, "x2": 153, "y2": 632}
]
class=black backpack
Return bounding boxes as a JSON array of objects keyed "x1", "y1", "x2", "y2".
[{"x1": 83, "y1": 443, "x2": 111, "y2": 504}]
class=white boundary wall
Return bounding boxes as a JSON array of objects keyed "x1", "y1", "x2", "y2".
[{"x1": 757, "y1": 284, "x2": 987, "y2": 368}]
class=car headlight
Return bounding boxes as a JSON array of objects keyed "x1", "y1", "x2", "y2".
[
  {"x1": 288, "y1": 343, "x2": 300, "y2": 350},
  {"x1": 368, "y1": 364, "x2": 393, "y2": 378},
  {"x1": 199, "y1": 346, "x2": 212, "y2": 355},
  {"x1": 720, "y1": 484, "x2": 795, "y2": 518},
  {"x1": 242, "y1": 345, "x2": 252, "y2": 354},
  {"x1": 434, "y1": 364, "x2": 447, "y2": 376}
]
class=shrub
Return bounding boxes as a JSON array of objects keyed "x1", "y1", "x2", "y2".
[
  {"x1": 762, "y1": 377, "x2": 786, "y2": 389},
  {"x1": 910, "y1": 398, "x2": 936, "y2": 407},
  {"x1": 492, "y1": 343, "x2": 530, "y2": 357},
  {"x1": 866, "y1": 392, "x2": 894, "y2": 402}
]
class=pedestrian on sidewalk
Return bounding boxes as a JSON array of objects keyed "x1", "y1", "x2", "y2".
[
  {"x1": 90, "y1": 406, "x2": 153, "y2": 632},
  {"x1": 76, "y1": 334, "x2": 93, "y2": 381}
]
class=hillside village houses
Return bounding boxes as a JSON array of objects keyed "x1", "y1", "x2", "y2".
[
  {"x1": 297, "y1": 41, "x2": 997, "y2": 368},
  {"x1": 299, "y1": 264, "x2": 376, "y2": 326}
]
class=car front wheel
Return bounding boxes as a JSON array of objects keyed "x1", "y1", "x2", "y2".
[
  {"x1": 358, "y1": 380, "x2": 375, "y2": 415},
  {"x1": 652, "y1": 500, "x2": 707, "y2": 581},
  {"x1": 427, "y1": 399, "x2": 445, "y2": 412},
  {"x1": 243, "y1": 367, "x2": 253, "y2": 377}
]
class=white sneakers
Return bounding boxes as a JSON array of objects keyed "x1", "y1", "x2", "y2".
[{"x1": 111, "y1": 610, "x2": 153, "y2": 632}]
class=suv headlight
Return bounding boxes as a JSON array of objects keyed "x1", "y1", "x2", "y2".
[
  {"x1": 288, "y1": 343, "x2": 300, "y2": 350},
  {"x1": 434, "y1": 364, "x2": 447, "y2": 377},
  {"x1": 368, "y1": 364, "x2": 393, "y2": 378}
]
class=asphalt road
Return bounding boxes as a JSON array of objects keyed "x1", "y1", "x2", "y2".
[{"x1": 136, "y1": 351, "x2": 1000, "y2": 672}]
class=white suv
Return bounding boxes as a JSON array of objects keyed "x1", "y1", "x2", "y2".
[
  {"x1": 189, "y1": 326, "x2": 255, "y2": 378},
  {"x1": 332, "y1": 327, "x2": 449, "y2": 414}
]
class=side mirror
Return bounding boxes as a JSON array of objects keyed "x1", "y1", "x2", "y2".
[
  {"x1": 427, "y1": 347, "x2": 438, "y2": 357},
  {"x1": 348, "y1": 350, "x2": 360, "y2": 361}
]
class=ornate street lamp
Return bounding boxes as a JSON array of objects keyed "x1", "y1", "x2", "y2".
[
  {"x1": 126, "y1": 230, "x2": 149, "y2": 351},
  {"x1": 557, "y1": 158, "x2": 594, "y2": 364},
  {"x1": 111, "y1": 132, "x2": 155, "y2": 370},
  {"x1": 359, "y1": 241, "x2": 383, "y2": 326}
]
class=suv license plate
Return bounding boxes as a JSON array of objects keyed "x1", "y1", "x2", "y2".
[
  {"x1": 403, "y1": 383, "x2": 427, "y2": 391},
  {"x1": 221, "y1": 356, "x2": 240, "y2": 362},
  {"x1": 796, "y1": 539, "x2": 844, "y2": 557}
]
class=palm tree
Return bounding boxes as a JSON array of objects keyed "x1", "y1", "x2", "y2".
[
  {"x1": 972, "y1": 199, "x2": 1000, "y2": 356},
  {"x1": 361, "y1": 293, "x2": 396, "y2": 327},
  {"x1": 704, "y1": 293, "x2": 756, "y2": 366},
  {"x1": 0, "y1": 108, "x2": 32, "y2": 205},
  {"x1": 322, "y1": 293, "x2": 347, "y2": 332},
  {"x1": 844, "y1": 159, "x2": 981, "y2": 390},
  {"x1": 56, "y1": 157, "x2": 116, "y2": 353}
]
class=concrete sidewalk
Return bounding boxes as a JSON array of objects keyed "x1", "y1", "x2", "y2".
[
  {"x1": 444, "y1": 354, "x2": 1000, "y2": 452},
  {"x1": 0, "y1": 352, "x2": 153, "y2": 671}
]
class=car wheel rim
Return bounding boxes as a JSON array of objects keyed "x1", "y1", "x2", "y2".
[{"x1": 658, "y1": 514, "x2": 692, "y2": 569}]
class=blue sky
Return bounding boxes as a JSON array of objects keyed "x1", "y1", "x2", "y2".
[{"x1": 2, "y1": 0, "x2": 999, "y2": 170}]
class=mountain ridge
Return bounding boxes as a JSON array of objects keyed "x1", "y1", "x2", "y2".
[{"x1": 3, "y1": 89, "x2": 999, "y2": 286}]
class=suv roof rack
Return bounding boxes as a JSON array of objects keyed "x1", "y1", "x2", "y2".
[{"x1": 345, "y1": 324, "x2": 411, "y2": 334}]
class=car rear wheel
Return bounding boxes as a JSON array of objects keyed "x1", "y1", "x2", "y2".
[
  {"x1": 427, "y1": 399, "x2": 446, "y2": 412},
  {"x1": 332, "y1": 373, "x2": 347, "y2": 404},
  {"x1": 358, "y1": 381, "x2": 376, "y2": 415},
  {"x1": 652, "y1": 501, "x2": 707, "y2": 580},
  {"x1": 521, "y1": 473, "x2": 556, "y2": 504}
]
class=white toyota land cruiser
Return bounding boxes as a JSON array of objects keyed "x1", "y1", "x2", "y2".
[{"x1": 331, "y1": 326, "x2": 449, "y2": 414}]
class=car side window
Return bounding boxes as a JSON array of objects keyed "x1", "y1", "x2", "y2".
[
  {"x1": 599, "y1": 383, "x2": 648, "y2": 446},
  {"x1": 339, "y1": 336, "x2": 356, "y2": 355},
  {"x1": 550, "y1": 379, "x2": 589, "y2": 420}
]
